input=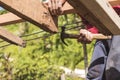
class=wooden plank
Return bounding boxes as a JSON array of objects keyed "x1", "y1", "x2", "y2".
[
  {"x1": 63, "y1": 0, "x2": 120, "y2": 13},
  {"x1": 62, "y1": 2, "x2": 76, "y2": 14},
  {"x1": 63, "y1": 0, "x2": 120, "y2": 14},
  {"x1": 0, "y1": 0, "x2": 58, "y2": 33},
  {"x1": 0, "y1": 13, "x2": 24, "y2": 26},
  {"x1": 67, "y1": 0, "x2": 120, "y2": 35},
  {"x1": 109, "y1": 0, "x2": 120, "y2": 6},
  {"x1": 0, "y1": 27, "x2": 25, "y2": 47}
]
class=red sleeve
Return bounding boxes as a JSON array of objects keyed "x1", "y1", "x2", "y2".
[
  {"x1": 86, "y1": 25, "x2": 99, "y2": 34},
  {"x1": 113, "y1": 6, "x2": 120, "y2": 15},
  {"x1": 82, "y1": 17, "x2": 99, "y2": 34}
]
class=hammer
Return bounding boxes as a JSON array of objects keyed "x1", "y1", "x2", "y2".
[
  {"x1": 60, "y1": 26, "x2": 111, "y2": 78},
  {"x1": 60, "y1": 26, "x2": 112, "y2": 45}
]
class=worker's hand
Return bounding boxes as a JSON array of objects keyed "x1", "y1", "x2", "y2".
[
  {"x1": 42, "y1": 0, "x2": 66, "y2": 15},
  {"x1": 77, "y1": 29, "x2": 94, "y2": 44}
]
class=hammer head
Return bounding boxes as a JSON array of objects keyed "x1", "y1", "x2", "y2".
[
  {"x1": 60, "y1": 26, "x2": 80, "y2": 46},
  {"x1": 60, "y1": 26, "x2": 68, "y2": 46}
]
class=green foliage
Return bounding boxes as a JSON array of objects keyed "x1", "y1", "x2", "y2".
[
  {"x1": 0, "y1": 9, "x2": 8, "y2": 15},
  {"x1": 0, "y1": 13, "x2": 95, "y2": 80}
]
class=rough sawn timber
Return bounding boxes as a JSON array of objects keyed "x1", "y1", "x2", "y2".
[
  {"x1": 0, "y1": 0, "x2": 58, "y2": 33},
  {"x1": 0, "y1": 27, "x2": 25, "y2": 47},
  {"x1": 109, "y1": 0, "x2": 120, "y2": 6},
  {"x1": 67, "y1": 0, "x2": 120, "y2": 35},
  {"x1": 0, "y1": 2, "x2": 75, "y2": 26},
  {"x1": 0, "y1": 13, "x2": 24, "y2": 26}
]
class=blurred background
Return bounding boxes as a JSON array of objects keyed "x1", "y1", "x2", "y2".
[{"x1": 0, "y1": 8, "x2": 95, "y2": 80}]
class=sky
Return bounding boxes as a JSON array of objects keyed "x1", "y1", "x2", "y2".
[{"x1": 0, "y1": 7, "x2": 3, "y2": 10}]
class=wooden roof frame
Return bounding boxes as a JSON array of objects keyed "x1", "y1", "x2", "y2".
[
  {"x1": 1, "y1": 0, "x2": 120, "y2": 26},
  {"x1": 0, "y1": 0, "x2": 120, "y2": 46},
  {"x1": 0, "y1": 0, "x2": 120, "y2": 34},
  {"x1": 0, "y1": 2, "x2": 75, "y2": 26}
]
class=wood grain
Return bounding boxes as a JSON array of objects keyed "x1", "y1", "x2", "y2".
[{"x1": 0, "y1": 27, "x2": 25, "y2": 46}]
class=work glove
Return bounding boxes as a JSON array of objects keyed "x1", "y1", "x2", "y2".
[{"x1": 42, "y1": 0, "x2": 66, "y2": 15}]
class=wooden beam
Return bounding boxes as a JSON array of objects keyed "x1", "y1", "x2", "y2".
[
  {"x1": 0, "y1": 0, "x2": 119, "y2": 47},
  {"x1": 0, "y1": 13, "x2": 24, "y2": 26},
  {"x1": 0, "y1": 27, "x2": 25, "y2": 47},
  {"x1": 109, "y1": 0, "x2": 120, "y2": 6},
  {"x1": 0, "y1": 2, "x2": 75, "y2": 26},
  {"x1": 62, "y1": 2, "x2": 76, "y2": 14},
  {"x1": 67, "y1": 0, "x2": 120, "y2": 35},
  {"x1": 0, "y1": 0, "x2": 58, "y2": 33},
  {"x1": 63, "y1": 0, "x2": 120, "y2": 14}
]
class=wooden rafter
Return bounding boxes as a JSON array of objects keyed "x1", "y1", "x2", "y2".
[
  {"x1": 0, "y1": 27, "x2": 25, "y2": 47},
  {"x1": 67, "y1": 0, "x2": 120, "y2": 35},
  {"x1": 0, "y1": 13, "x2": 24, "y2": 26},
  {"x1": 0, "y1": 0, "x2": 119, "y2": 47},
  {"x1": 0, "y1": 0, "x2": 58, "y2": 33},
  {"x1": 109, "y1": 0, "x2": 120, "y2": 6}
]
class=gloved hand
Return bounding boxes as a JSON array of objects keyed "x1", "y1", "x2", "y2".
[
  {"x1": 77, "y1": 29, "x2": 94, "y2": 44},
  {"x1": 42, "y1": 0, "x2": 66, "y2": 15}
]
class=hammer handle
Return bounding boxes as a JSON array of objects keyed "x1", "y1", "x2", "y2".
[
  {"x1": 65, "y1": 33, "x2": 112, "y2": 39},
  {"x1": 93, "y1": 34, "x2": 112, "y2": 39}
]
